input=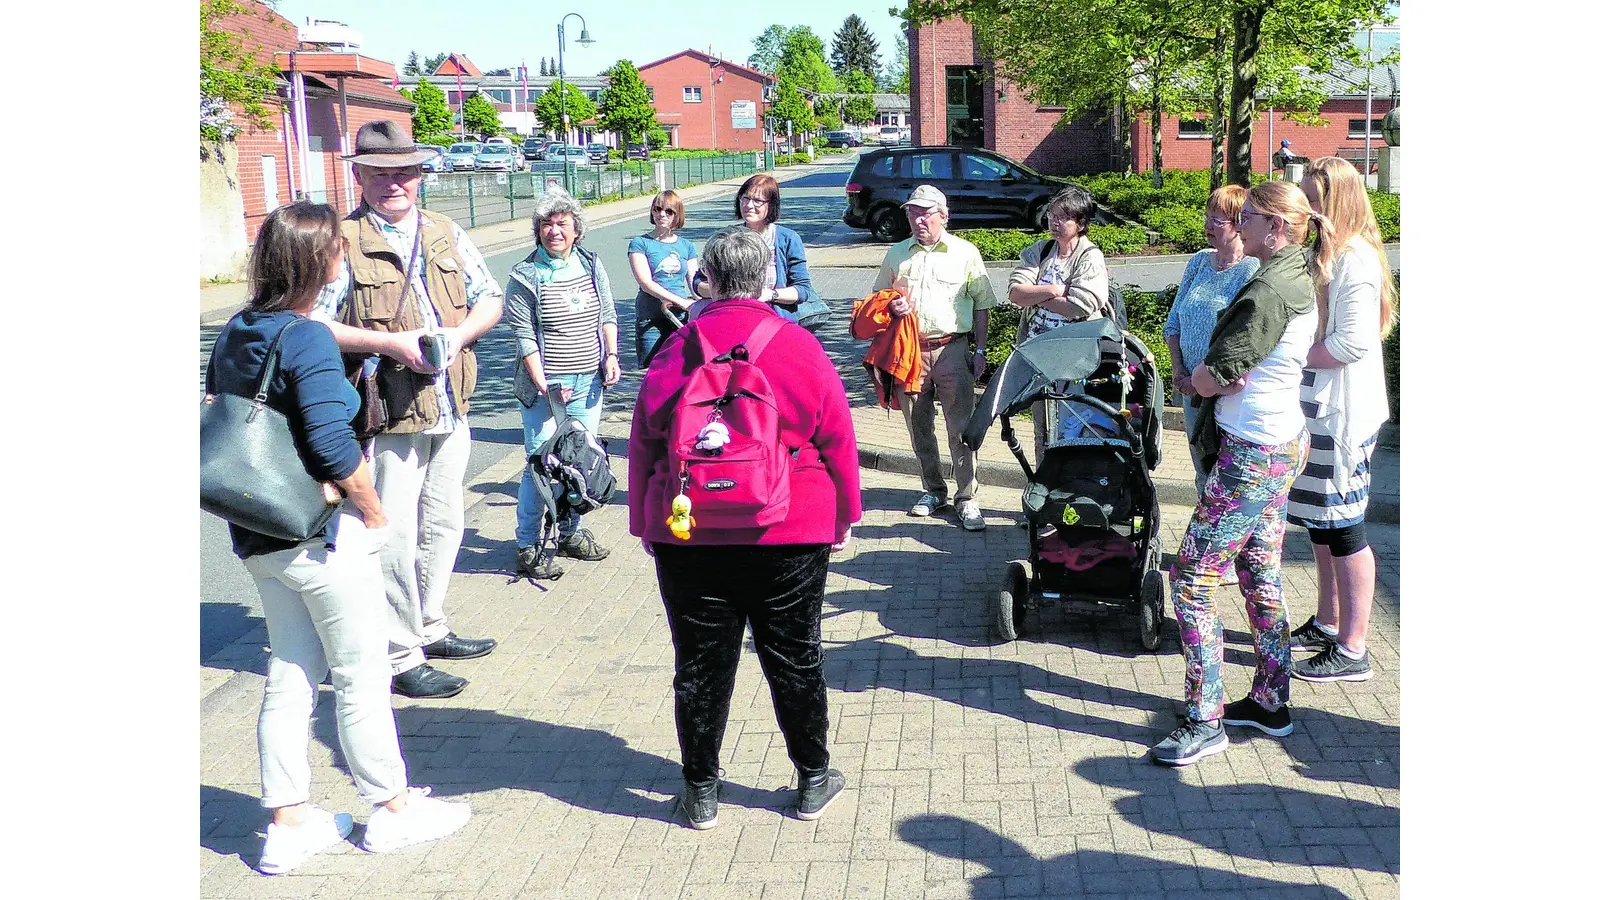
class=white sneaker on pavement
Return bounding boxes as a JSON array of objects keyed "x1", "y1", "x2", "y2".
[
  {"x1": 258, "y1": 805, "x2": 354, "y2": 875},
  {"x1": 957, "y1": 500, "x2": 986, "y2": 531},
  {"x1": 909, "y1": 493, "x2": 948, "y2": 517},
  {"x1": 359, "y1": 786, "x2": 472, "y2": 854}
]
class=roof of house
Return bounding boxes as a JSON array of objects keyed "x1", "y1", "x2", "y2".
[
  {"x1": 1305, "y1": 54, "x2": 1399, "y2": 99},
  {"x1": 433, "y1": 53, "x2": 484, "y2": 77},
  {"x1": 637, "y1": 49, "x2": 772, "y2": 84},
  {"x1": 399, "y1": 75, "x2": 610, "y2": 91}
]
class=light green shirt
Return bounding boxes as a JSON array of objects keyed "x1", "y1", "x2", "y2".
[{"x1": 871, "y1": 231, "x2": 997, "y2": 339}]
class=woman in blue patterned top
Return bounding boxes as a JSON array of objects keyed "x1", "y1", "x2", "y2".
[
  {"x1": 1165, "y1": 185, "x2": 1261, "y2": 495},
  {"x1": 628, "y1": 189, "x2": 698, "y2": 367}
]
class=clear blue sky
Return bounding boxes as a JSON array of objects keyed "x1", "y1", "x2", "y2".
[{"x1": 268, "y1": 1, "x2": 909, "y2": 78}]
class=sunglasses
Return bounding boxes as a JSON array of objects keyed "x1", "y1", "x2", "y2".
[
  {"x1": 652, "y1": 206, "x2": 675, "y2": 214},
  {"x1": 1239, "y1": 208, "x2": 1276, "y2": 224}
]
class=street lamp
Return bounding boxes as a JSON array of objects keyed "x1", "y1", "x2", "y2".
[{"x1": 557, "y1": 12, "x2": 594, "y2": 195}]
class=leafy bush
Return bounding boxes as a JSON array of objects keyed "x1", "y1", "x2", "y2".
[
  {"x1": 1368, "y1": 190, "x2": 1400, "y2": 242},
  {"x1": 416, "y1": 134, "x2": 456, "y2": 147},
  {"x1": 651, "y1": 148, "x2": 754, "y2": 159},
  {"x1": 1142, "y1": 205, "x2": 1208, "y2": 252},
  {"x1": 774, "y1": 153, "x2": 811, "y2": 167},
  {"x1": 955, "y1": 224, "x2": 1149, "y2": 262},
  {"x1": 1091, "y1": 224, "x2": 1151, "y2": 256},
  {"x1": 1384, "y1": 269, "x2": 1400, "y2": 423}
]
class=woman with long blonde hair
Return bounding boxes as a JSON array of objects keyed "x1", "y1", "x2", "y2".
[
  {"x1": 1286, "y1": 157, "x2": 1396, "y2": 684},
  {"x1": 1150, "y1": 181, "x2": 1323, "y2": 766}
]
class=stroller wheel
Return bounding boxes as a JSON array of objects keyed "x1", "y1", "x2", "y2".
[
  {"x1": 1139, "y1": 568, "x2": 1166, "y2": 651},
  {"x1": 991, "y1": 561, "x2": 1030, "y2": 643}
]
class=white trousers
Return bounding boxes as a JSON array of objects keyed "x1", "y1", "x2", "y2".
[
  {"x1": 371, "y1": 421, "x2": 472, "y2": 674},
  {"x1": 244, "y1": 513, "x2": 409, "y2": 808}
]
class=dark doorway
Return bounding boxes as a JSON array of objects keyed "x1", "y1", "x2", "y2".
[{"x1": 945, "y1": 66, "x2": 985, "y2": 147}]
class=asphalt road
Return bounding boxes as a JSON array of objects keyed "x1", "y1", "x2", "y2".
[{"x1": 198, "y1": 154, "x2": 859, "y2": 661}]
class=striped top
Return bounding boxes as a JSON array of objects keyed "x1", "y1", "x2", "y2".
[{"x1": 533, "y1": 252, "x2": 603, "y2": 375}]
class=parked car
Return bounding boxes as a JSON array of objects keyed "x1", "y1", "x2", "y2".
[
  {"x1": 547, "y1": 145, "x2": 591, "y2": 167},
  {"x1": 822, "y1": 130, "x2": 862, "y2": 148},
  {"x1": 625, "y1": 142, "x2": 650, "y2": 161},
  {"x1": 484, "y1": 135, "x2": 513, "y2": 147},
  {"x1": 476, "y1": 143, "x2": 522, "y2": 172},
  {"x1": 876, "y1": 127, "x2": 903, "y2": 146},
  {"x1": 842, "y1": 146, "x2": 1093, "y2": 242},
  {"x1": 523, "y1": 137, "x2": 549, "y2": 161},
  {"x1": 420, "y1": 147, "x2": 450, "y2": 172},
  {"x1": 585, "y1": 143, "x2": 612, "y2": 164},
  {"x1": 446, "y1": 142, "x2": 483, "y2": 171}
]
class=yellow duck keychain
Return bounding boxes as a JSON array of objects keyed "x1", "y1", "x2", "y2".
[{"x1": 667, "y1": 493, "x2": 696, "y2": 540}]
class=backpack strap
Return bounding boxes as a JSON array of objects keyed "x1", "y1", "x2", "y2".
[{"x1": 688, "y1": 309, "x2": 786, "y2": 365}]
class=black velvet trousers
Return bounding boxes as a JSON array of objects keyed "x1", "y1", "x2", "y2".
[{"x1": 653, "y1": 542, "x2": 832, "y2": 784}]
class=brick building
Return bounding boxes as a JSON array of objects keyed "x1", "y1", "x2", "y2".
[
  {"x1": 206, "y1": 1, "x2": 410, "y2": 242},
  {"x1": 638, "y1": 50, "x2": 771, "y2": 151}
]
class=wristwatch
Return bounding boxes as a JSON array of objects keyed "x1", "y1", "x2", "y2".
[{"x1": 974, "y1": 347, "x2": 988, "y2": 357}]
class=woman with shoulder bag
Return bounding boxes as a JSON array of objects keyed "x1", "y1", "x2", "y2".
[
  {"x1": 1006, "y1": 185, "x2": 1110, "y2": 463},
  {"x1": 207, "y1": 202, "x2": 470, "y2": 874},
  {"x1": 504, "y1": 187, "x2": 621, "y2": 580}
]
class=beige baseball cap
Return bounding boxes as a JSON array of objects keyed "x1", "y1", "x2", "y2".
[{"x1": 902, "y1": 184, "x2": 948, "y2": 214}]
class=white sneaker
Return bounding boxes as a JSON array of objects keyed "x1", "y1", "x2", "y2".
[
  {"x1": 957, "y1": 500, "x2": 986, "y2": 531},
  {"x1": 360, "y1": 786, "x2": 471, "y2": 854},
  {"x1": 258, "y1": 806, "x2": 354, "y2": 875}
]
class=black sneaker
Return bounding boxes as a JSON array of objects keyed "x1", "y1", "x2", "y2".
[
  {"x1": 794, "y1": 768, "x2": 846, "y2": 821},
  {"x1": 516, "y1": 546, "x2": 564, "y2": 580},
  {"x1": 1221, "y1": 697, "x2": 1294, "y2": 736},
  {"x1": 1292, "y1": 646, "x2": 1374, "y2": 683},
  {"x1": 1288, "y1": 616, "x2": 1337, "y2": 653},
  {"x1": 1149, "y1": 718, "x2": 1228, "y2": 766},
  {"x1": 558, "y1": 528, "x2": 611, "y2": 561},
  {"x1": 679, "y1": 777, "x2": 720, "y2": 830}
]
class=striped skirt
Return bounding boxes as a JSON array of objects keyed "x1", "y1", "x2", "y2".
[{"x1": 1286, "y1": 428, "x2": 1378, "y2": 529}]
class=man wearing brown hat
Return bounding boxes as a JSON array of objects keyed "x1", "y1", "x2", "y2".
[
  {"x1": 869, "y1": 184, "x2": 997, "y2": 532},
  {"x1": 314, "y1": 120, "x2": 504, "y2": 699}
]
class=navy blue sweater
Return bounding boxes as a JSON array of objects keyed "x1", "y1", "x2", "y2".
[{"x1": 206, "y1": 310, "x2": 362, "y2": 558}]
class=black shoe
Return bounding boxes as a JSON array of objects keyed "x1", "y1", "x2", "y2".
[
  {"x1": 391, "y1": 664, "x2": 467, "y2": 699},
  {"x1": 422, "y1": 632, "x2": 497, "y2": 661},
  {"x1": 1221, "y1": 697, "x2": 1294, "y2": 736},
  {"x1": 516, "y1": 546, "x2": 564, "y2": 580},
  {"x1": 679, "y1": 777, "x2": 720, "y2": 830},
  {"x1": 1288, "y1": 616, "x2": 1337, "y2": 653},
  {"x1": 558, "y1": 528, "x2": 610, "y2": 561},
  {"x1": 1149, "y1": 718, "x2": 1228, "y2": 766},
  {"x1": 1292, "y1": 646, "x2": 1374, "y2": 683},
  {"x1": 795, "y1": 768, "x2": 846, "y2": 821}
]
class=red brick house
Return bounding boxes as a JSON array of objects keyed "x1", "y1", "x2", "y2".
[
  {"x1": 638, "y1": 50, "x2": 771, "y2": 151},
  {"x1": 204, "y1": 1, "x2": 410, "y2": 242}
]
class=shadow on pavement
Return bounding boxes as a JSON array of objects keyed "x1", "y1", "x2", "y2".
[
  {"x1": 898, "y1": 813, "x2": 1355, "y2": 898},
  {"x1": 1073, "y1": 754, "x2": 1399, "y2": 874},
  {"x1": 200, "y1": 784, "x2": 266, "y2": 871}
]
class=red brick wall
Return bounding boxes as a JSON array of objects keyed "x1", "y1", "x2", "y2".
[
  {"x1": 908, "y1": 18, "x2": 979, "y2": 147},
  {"x1": 1132, "y1": 98, "x2": 1394, "y2": 175},
  {"x1": 640, "y1": 54, "x2": 766, "y2": 151}
]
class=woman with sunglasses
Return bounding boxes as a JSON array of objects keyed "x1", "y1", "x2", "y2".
[
  {"x1": 628, "y1": 190, "x2": 699, "y2": 367},
  {"x1": 1285, "y1": 157, "x2": 1398, "y2": 684},
  {"x1": 1150, "y1": 181, "x2": 1325, "y2": 767},
  {"x1": 693, "y1": 175, "x2": 825, "y2": 329}
]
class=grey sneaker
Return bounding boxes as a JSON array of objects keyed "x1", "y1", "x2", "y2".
[
  {"x1": 957, "y1": 500, "x2": 986, "y2": 531},
  {"x1": 1292, "y1": 646, "x2": 1373, "y2": 683},
  {"x1": 558, "y1": 528, "x2": 610, "y2": 561},
  {"x1": 909, "y1": 493, "x2": 948, "y2": 517},
  {"x1": 1288, "y1": 616, "x2": 1336, "y2": 652},
  {"x1": 794, "y1": 768, "x2": 846, "y2": 821},
  {"x1": 1221, "y1": 697, "x2": 1294, "y2": 736},
  {"x1": 1149, "y1": 718, "x2": 1228, "y2": 766},
  {"x1": 679, "y1": 777, "x2": 720, "y2": 830},
  {"x1": 516, "y1": 546, "x2": 564, "y2": 580}
]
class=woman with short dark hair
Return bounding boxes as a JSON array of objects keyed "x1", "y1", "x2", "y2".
[
  {"x1": 630, "y1": 225, "x2": 862, "y2": 830},
  {"x1": 208, "y1": 201, "x2": 470, "y2": 872},
  {"x1": 691, "y1": 175, "x2": 824, "y2": 328}
]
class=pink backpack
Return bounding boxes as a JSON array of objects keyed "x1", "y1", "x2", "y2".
[{"x1": 665, "y1": 314, "x2": 792, "y2": 532}]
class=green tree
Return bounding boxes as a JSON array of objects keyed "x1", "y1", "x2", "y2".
[
  {"x1": 881, "y1": 31, "x2": 911, "y2": 93},
  {"x1": 830, "y1": 14, "x2": 882, "y2": 80},
  {"x1": 485, "y1": 67, "x2": 511, "y2": 76},
  {"x1": 423, "y1": 52, "x2": 449, "y2": 74},
  {"x1": 409, "y1": 79, "x2": 453, "y2": 140},
  {"x1": 777, "y1": 26, "x2": 837, "y2": 94},
  {"x1": 840, "y1": 69, "x2": 878, "y2": 126},
  {"x1": 199, "y1": 0, "x2": 287, "y2": 140},
  {"x1": 598, "y1": 59, "x2": 660, "y2": 145},
  {"x1": 539, "y1": 57, "x2": 549, "y2": 76},
  {"x1": 748, "y1": 24, "x2": 791, "y2": 74},
  {"x1": 769, "y1": 74, "x2": 816, "y2": 136},
  {"x1": 535, "y1": 82, "x2": 598, "y2": 136},
  {"x1": 462, "y1": 93, "x2": 503, "y2": 137},
  {"x1": 403, "y1": 51, "x2": 422, "y2": 76}
]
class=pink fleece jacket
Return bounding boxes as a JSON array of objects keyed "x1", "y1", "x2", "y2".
[{"x1": 628, "y1": 298, "x2": 863, "y2": 546}]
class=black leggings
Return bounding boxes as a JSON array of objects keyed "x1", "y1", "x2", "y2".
[
  {"x1": 1307, "y1": 522, "x2": 1368, "y2": 557},
  {"x1": 653, "y1": 542, "x2": 832, "y2": 784}
]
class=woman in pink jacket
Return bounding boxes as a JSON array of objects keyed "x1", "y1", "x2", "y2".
[{"x1": 629, "y1": 226, "x2": 862, "y2": 831}]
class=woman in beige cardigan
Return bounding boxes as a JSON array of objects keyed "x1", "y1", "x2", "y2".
[{"x1": 1006, "y1": 185, "x2": 1109, "y2": 463}]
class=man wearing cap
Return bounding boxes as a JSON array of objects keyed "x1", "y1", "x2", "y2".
[
  {"x1": 314, "y1": 120, "x2": 504, "y2": 700},
  {"x1": 869, "y1": 184, "x2": 998, "y2": 531}
]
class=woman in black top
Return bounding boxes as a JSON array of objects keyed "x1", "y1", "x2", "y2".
[{"x1": 207, "y1": 202, "x2": 469, "y2": 873}]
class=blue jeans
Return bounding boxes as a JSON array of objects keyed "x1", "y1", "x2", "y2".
[{"x1": 516, "y1": 373, "x2": 604, "y2": 549}]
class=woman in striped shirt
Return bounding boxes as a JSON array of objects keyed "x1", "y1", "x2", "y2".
[{"x1": 504, "y1": 188, "x2": 621, "y2": 580}]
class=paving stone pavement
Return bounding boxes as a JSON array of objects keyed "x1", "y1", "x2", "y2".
[{"x1": 200, "y1": 270, "x2": 1400, "y2": 898}]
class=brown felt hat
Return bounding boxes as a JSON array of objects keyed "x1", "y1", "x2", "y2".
[{"x1": 342, "y1": 120, "x2": 438, "y2": 167}]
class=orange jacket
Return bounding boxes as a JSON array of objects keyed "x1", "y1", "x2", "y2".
[{"x1": 851, "y1": 289, "x2": 924, "y2": 410}]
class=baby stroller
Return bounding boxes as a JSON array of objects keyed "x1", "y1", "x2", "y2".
[{"x1": 961, "y1": 317, "x2": 1168, "y2": 650}]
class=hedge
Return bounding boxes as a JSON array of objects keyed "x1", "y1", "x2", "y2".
[
  {"x1": 774, "y1": 153, "x2": 812, "y2": 167},
  {"x1": 954, "y1": 224, "x2": 1150, "y2": 261},
  {"x1": 1141, "y1": 205, "x2": 1207, "y2": 252},
  {"x1": 651, "y1": 149, "x2": 755, "y2": 159},
  {"x1": 1368, "y1": 190, "x2": 1400, "y2": 242}
]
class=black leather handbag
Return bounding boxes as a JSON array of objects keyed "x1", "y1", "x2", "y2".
[{"x1": 200, "y1": 317, "x2": 341, "y2": 542}]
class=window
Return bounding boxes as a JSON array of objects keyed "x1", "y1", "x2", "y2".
[
  {"x1": 960, "y1": 153, "x2": 1010, "y2": 181},
  {"x1": 868, "y1": 155, "x2": 896, "y2": 177},
  {"x1": 1178, "y1": 119, "x2": 1210, "y2": 139},
  {"x1": 1348, "y1": 117, "x2": 1383, "y2": 139},
  {"x1": 683, "y1": 86, "x2": 702, "y2": 103},
  {"x1": 585, "y1": 90, "x2": 601, "y2": 102},
  {"x1": 899, "y1": 152, "x2": 952, "y2": 180},
  {"x1": 483, "y1": 89, "x2": 512, "y2": 104},
  {"x1": 646, "y1": 86, "x2": 655, "y2": 102}
]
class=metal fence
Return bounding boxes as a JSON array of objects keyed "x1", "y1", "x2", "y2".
[{"x1": 417, "y1": 152, "x2": 764, "y2": 229}]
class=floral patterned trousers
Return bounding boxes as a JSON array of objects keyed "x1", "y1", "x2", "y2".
[{"x1": 1173, "y1": 429, "x2": 1308, "y2": 723}]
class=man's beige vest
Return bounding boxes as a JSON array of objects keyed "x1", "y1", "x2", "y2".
[{"x1": 339, "y1": 207, "x2": 478, "y2": 434}]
